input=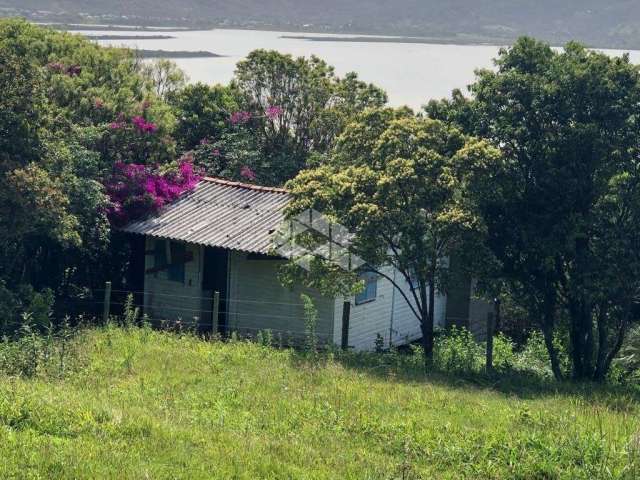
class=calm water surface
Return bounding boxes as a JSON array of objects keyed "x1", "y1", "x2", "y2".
[{"x1": 86, "y1": 28, "x2": 640, "y2": 108}]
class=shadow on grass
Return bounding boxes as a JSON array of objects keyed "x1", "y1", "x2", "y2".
[{"x1": 300, "y1": 348, "x2": 640, "y2": 411}]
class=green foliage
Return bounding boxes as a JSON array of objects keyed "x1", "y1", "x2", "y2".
[
  {"x1": 436, "y1": 37, "x2": 640, "y2": 381},
  {"x1": 170, "y1": 83, "x2": 238, "y2": 150},
  {"x1": 0, "y1": 326, "x2": 638, "y2": 478},
  {"x1": 142, "y1": 58, "x2": 187, "y2": 99},
  {"x1": 615, "y1": 325, "x2": 640, "y2": 383},
  {"x1": 230, "y1": 49, "x2": 387, "y2": 185},
  {"x1": 301, "y1": 293, "x2": 318, "y2": 356},
  {"x1": 434, "y1": 327, "x2": 483, "y2": 373},
  {"x1": 0, "y1": 19, "x2": 175, "y2": 324},
  {"x1": 0, "y1": 316, "x2": 80, "y2": 378},
  {"x1": 286, "y1": 109, "x2": 499, "y2": 361}
]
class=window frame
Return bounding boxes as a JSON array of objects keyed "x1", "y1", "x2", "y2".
[
  {"x1": 153, "y1": 239, "x2": 186, "y2": 284},
  {"x1": 355, "y1": 271, "x2": 378, "y2": 305}
]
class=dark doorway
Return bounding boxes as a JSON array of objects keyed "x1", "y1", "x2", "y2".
[
  {"x1": 202, "y1": 247, "x2": 229, "y2": 334},
  {"x1": 126, "y1": 234, "x2": 147, "y2": 314}
]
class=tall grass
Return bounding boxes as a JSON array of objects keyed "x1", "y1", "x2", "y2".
[{"x1": 0, "y1": 324, "x2": 638, "y2": 478}]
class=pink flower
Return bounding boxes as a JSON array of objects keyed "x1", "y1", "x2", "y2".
[
  {"x1": 132, "y1": 116, "x2": 158, "y2": 134},
  {"x1": 240, "y1": 166, "x2": 257, "y2": 181},
  {"x1": 199, "y1": 138, "x2": 210, "y2": 145},
  {"x1": 230, "y1": 111, "x2": 251, "y2": 125},
  {"x1": 103, "y1": 159, "x2": 201, "y2": 227},
  {"x1": 94, "y1": 98, "x2": 104, "y2": 109},
  {"x1": 109, "y1": 122, "x2": 124, "y2": 130},
  {"x1": 266, "y1": 105, "x2": 283, "y2": 120},
  {"x1": 212, "y1": 149, "x2": 221, "y2": 157},
  {"x1": 144, "y1": 122, "x2": 158, "y2": 133}
]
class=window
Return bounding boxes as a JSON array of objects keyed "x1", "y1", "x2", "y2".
[
  {"x1": 153, "y1": 239, "x2": 167, "y2": 270},
  {"x1": 355, "y1": 271, "x2": 377, "y2": 305},
  {"x1": 407, "y1": 269, "x2": 418, "y2": 290},
  {"x1": 168, "y1": 242, "x2": 186, "y2": 283},
  {"x1": 153, "y1": 239, "x2": 186, "y2": 284}
]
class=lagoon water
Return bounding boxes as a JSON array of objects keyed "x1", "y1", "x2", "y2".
[{"x1": 86, "y1": 28, "x2": 640, "y2": 109}]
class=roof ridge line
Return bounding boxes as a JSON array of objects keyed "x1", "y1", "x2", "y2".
[{"x1": 202, "y1": 176, "x2": 288, "y2": 194}]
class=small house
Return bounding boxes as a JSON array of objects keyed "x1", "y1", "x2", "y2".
[{"x1": 123, "y1": 177, "x2": 488, "y2": 350}]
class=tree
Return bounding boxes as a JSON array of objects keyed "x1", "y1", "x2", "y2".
[
  {"x1": 169, "y1": 83, "x2": 239, "y2": 151},
  {"x1": 286, "y1": 109, "x2": 498, "y2": 366},
  {"x1": 0, "y1": 19, "x2": 177, "y2": 326},
  {"x1": 231, "y1": 50, "x2": 387, "y2": 185},
  {"x1": 142, "y1": 59, "x2": 187, "y2": 99},
  {"x1": 447, "y1": 37, "x2": 640, "y2": 380}
]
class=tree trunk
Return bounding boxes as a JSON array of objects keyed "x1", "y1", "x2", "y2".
[
  {"x1": 594, "y1": 310, "x2": 630, "y2": 382},
  {"x1": 569, "y1": 236, "x2": 595, "y2": 380},
  {"x1": 593, "y1": 303, "x2": 608, "y2": 381}
]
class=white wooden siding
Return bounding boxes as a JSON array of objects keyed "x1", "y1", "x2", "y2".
[
  {"x1": 143, "y1": 238, "x2": 205, "y2": 324},
  {"x1": 227, "y1": 252, "x2": 335, "y2": 342},
  {"x1": 333, "y1": 267, "x2": 448, "y2": 351}
]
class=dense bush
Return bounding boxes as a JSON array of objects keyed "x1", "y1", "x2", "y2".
[
  {"x1": 428, "y1": 327, "x2": 572, "y2": 380},
  {"x1": 0, "y1": 317, "x2": 79, "y2": 378}
]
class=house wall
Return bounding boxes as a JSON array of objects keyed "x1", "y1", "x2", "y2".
[
  {"x1": 333, "y1": 267, "x2": 447, "y2": 351},
  {"x1": 143, "y1": 237, "x2": 205, "y2": 325},
  {"x1": 226, "y1": 252, "x2": 335, "y2": 343},
  {"x1": 389, "y1": 271, "x2": 447, "y2": 346},
  {"x1": 468, "y1": 279, "x2": 493, "y2": 341}
]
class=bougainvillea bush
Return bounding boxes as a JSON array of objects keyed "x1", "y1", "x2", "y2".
[{"x1": 104, "y1": 159, "x2": 200, "y2": 227}]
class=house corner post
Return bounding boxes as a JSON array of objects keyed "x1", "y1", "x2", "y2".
[
  {"x1": 212, "y1": 290, "x2": 220, "y2": 337},
  {"x1": 341, "y1": 300, "x2": 351, "y2": 350}
]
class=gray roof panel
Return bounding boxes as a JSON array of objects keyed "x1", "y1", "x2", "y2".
[{"x1": 122, "y1": 177, "x2": 290, "y2": 254}]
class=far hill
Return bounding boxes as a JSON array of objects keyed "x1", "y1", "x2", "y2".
[{"x1": 3, "y1": 0, "x2": 640, "y2": 49}]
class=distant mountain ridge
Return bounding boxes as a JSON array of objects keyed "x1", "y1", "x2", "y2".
[{"x1": 3, "y1": 0, "x2": 640, "y2": 49}]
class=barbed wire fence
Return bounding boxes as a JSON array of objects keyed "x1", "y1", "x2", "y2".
[
  {"x1": 2, "y1": 282, "x2": 495, "y2": 365},
  {"x1": 0, "y1": 281, "x2": 338, "y2": 351}
]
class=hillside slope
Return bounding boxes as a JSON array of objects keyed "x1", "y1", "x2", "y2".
[
  {"x1": 3, "y1": 0, "x2": 640, "y2": 48},
  {"x1": 0, "y1": 327, "x2": 637, "y2": 478}
]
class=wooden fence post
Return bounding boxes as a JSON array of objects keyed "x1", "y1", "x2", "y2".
[
  {"x1": 341, "y1": 300, "x2": 351, "y2": 350},
  {"x1": 212, "y1": 290, "x2": 220, "y2": 336},
  {"x1": 102, "y1": 281, "x2": 112, "y2": 324},
  {"x1": 486, "y1": 311, "x2": 495, "y2": 371}
]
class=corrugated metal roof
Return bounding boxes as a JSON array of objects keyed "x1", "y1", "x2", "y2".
[{"x1": 122, "y1": 177, "x2": 290, "y2": 254}]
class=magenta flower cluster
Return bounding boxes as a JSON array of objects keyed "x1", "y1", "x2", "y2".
[
  {"x1": 108, "y1": 114, "x2": 158, "y2": 134},
  {"x1": 265, "y1": 105, "x2": 283, "y2": 120},
  {"x1": 104, "y1": 160, "x2": 200, "y2": 226},
  {"x1": 230, "y1": 111, "x2": 252, "y2": 125},
  {"x1": 132, "y1": 115, "x2": 159, "y2": 134}
]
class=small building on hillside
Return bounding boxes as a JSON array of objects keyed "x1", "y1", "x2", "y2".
[{"x1": 123, "y1": 177, "x2": 489, "y2": 350}]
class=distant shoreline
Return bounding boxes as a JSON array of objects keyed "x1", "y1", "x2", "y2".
[
  {"x1": 280, "y1": 34, "x2": 500, "y2": 47},
  {"x1": 86, "y1": 34, "x2": 176, "y2": 40},
  {"x1": 45, "y1": 23, "x2": 640, "y2": 51},
  {"x1": 135, "y1": 50, "x2": 222, "y2": 59},
  {"x1": 49, "y1": 22, "x2": 503, "y2": 47}
]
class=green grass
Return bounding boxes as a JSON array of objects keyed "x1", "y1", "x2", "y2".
[{"x1": 0, "y1": 326, "x2": 639, "y2": 479}]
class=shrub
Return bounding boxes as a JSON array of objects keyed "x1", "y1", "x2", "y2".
[
  {"x1": 433, "y1": 326, "x2": 483, "y2": 373},
  {"x1": 0, "y1": 315, "x2": 80, "y2": 378},
  {"x1": 614, "y1": 324, "x2": 640, "y2": 382},
  {"x1": 492, "y1": 333, "x2": 516, "y2": 371},
  {"x1": 301, "y1": 293, "x2": 318, "y2": 356}
]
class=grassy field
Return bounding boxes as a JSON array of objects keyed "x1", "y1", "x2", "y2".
[{"x1": 0, "y1": 326, "x2": 639, "y2": 479}]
